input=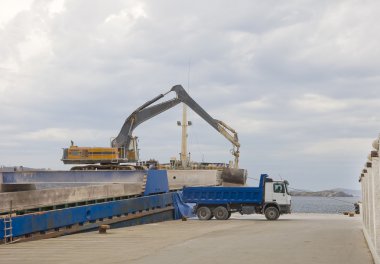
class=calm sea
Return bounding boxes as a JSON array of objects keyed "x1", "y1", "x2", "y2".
[{"x1": 291, "y1": 196, "x2": 360, "y2": 214}]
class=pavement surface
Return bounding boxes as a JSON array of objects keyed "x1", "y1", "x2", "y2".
[{"x1": 0, "y1": 213, "x2": 373, "y2": 264}]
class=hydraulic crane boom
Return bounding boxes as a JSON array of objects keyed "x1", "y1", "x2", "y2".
[
  {"x1": 62, "y1": 84, "x2": 241, "y2": 170},
  {"x1": 111, "y1": 85, "x2": 240, "y2": 168}
]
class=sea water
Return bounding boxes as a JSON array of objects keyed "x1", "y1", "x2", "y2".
[{"x1": 291, "y1": 196, "x2": 360, "y2": 214}]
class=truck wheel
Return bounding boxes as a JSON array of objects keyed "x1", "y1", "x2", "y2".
[
  {"x1": 213, "y1": 206, "x2": 229, "y2": 220},
  {"x1": 197, "y1": 206, "x2": 213, "y2": 220},
  {"x1": 264, "y1": 206, "x2": 280, "y2": 221}
]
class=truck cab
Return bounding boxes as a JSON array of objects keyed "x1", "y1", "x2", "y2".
[{"x1": 264, "y1": 179, "x2": 292, "y2": 215}]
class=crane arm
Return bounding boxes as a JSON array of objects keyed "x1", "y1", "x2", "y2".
[
  {"x1": 170, "y1": 85, "x2": 240, "y2": 167},
  {"x1": 112, "y1": 85, "x2": 240, "y2": 167},
  {"x1": 111, "y1": 96, "x2": 181, "y2": 149}
]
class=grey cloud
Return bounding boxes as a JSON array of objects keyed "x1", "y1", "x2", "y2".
[{"x1": 0, "y1": 0, "x2": 379, "y2": 190}]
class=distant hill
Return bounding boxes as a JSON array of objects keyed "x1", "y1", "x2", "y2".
[
  {"x1": 331, "y1": 188, "x2": 361, "y2": 197},
  {"x1": 290, "y1": 190, "x2": 353, "y2": 197}
]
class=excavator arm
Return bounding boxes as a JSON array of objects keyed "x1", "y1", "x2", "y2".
[{"x1": 112, "y1": 85, "x2": 240, "y2": 168}]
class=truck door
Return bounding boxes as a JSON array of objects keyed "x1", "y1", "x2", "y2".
[{"x1": 271, "y1": 182, "x2": 288, "y2": 205}]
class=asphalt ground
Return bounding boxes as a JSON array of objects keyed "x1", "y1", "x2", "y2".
[{"x1": 0, "y1": 213, "x2": 373, "y2": 264}]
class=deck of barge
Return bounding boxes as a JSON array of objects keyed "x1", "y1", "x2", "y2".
[{"x1": 0, "y1": 213, "x2": 373, "y2": 264}]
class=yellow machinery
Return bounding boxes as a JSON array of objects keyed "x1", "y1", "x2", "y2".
[
  {"x1": 62, "y1": 137, "x2": 138, "y2": 167},
  {"x1": 62, "y1": 146, "x2": 119, "y2": 164},
  {"x1": 62, "y1": 85, "x2": 240, "y2": 171}
]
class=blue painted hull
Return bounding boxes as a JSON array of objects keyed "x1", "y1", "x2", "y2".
[
  {"x1": 0, "y1": 192, "x2": 173, "y2": 240},
  {"x1": 0, "y1": 170, "x2": 194, "y2": 242}
]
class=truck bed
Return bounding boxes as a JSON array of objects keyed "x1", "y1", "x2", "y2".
[{"x1": 182, "y1": 186, "x2": 264, "y2": 205}]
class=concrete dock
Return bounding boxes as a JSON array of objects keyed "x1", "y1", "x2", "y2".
[{"x1": 0, "y1": 213, "x2": 373, "y2": 264}]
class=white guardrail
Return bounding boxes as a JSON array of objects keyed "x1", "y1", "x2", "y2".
[{"x1": 360, "y1": 134, "x2": 380, "y2": 264}]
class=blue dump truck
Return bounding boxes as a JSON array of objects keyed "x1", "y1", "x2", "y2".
[{"x1": 182, "y1": 174, "x2": 291, "y2": 221}]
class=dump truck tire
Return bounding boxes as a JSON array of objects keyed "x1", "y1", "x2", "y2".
[
  {"x1": 264, "y1": 206, "x2": 280, "y2": 221},
  {"x1": 197, "y1": 206, "x2": 213, "y2": 220},
  {"x1": 213, "y1": 206, "x2": 229, "y2": 220}
]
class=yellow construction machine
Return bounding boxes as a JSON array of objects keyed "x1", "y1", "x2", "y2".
[{"x1": 62, "y1": 85, "x2": 240, "y2": 171}]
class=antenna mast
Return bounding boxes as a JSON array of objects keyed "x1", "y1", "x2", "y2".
[{"x1": 179, "y1": 60, "x2": 192, "y2": 168}]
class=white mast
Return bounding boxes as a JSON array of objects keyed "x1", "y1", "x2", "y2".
[
  {"x1": 179, "y1": 59, "x2": 192, "y2": 168},
  {"x1": 180, "y1": 103, "x2": 189, "y2": 168}
]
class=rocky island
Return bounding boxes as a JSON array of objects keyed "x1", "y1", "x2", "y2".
[{"x1": 290, "y1": 190, "x2": 353, "y2": 197}]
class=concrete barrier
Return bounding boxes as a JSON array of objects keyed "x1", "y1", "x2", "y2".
[
  {"x1": 167, "y1": 170, "x2": 222, "y2": 189},
  {"x1": 360, "y1": 134, "x2": 380, "y2": 263},
  {"x1": 0, "y1": 169, "x2": 229, "y2": 192},
  {"x1": 0, "y1": 183, "x2": 143, "y2": 213},
  {"x1": 0, "y1": 170, "x2": 146, "y2": 185}
]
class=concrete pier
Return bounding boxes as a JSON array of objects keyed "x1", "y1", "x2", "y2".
[
  {"x1": 0, "y1": 214, "x2": 372, "y2": 264},
  {"x1": 360, "y1": 134, "x2": 380, "y2": 263},
  {"x1": 167, "y1": 169, "x2": 221, "y2": 189},
  {"x1": 0, "y1": 169, "x2": 224, "y2": 192},
  {"x1": 0, "y1": 183, "x2": 143, "y2": 213}
]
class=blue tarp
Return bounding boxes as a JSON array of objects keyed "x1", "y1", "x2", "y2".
[{"x1": 172, "y1": 191, "x2": 195, "y2": 219}]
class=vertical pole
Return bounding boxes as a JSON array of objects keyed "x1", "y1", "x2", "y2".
[
  {"x1": 372, "y1": 153, "x2": 380, "y2": 255},
  {"x1": 372, "y1": 136, "x2": 380, "y2": 255},
  {"x1": 181, "y1": 103, "x2": 188, "y2": 168},
  {"x1": 360, "y1": 174, "x2": 365, "y2": 227},
  {"x1": 368, "y1": 161, "x2": 376, "y2": 246},
  {"x1": 366, "y1": 167, "x2": 373, "y2": 241},
  {"x1": 364, "y1": 169, "x2": 369, "y2": 231}
]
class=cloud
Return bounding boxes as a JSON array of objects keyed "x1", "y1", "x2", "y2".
[
  {"x1": 48, "y1": 0, "x2": 66, "y2": 16},
  {"x1": 301, "y1": 137, "x2": 373, "y2": 156},
  {"x1": 0, "y1": 0, "x2": 379, "y2": 190},
  {"x1": 0, "y1": 0, "x2": 34, "y2": 26},
  {"x1": 291, "y1": 94, "x2": 348, "y2": 113},
  {"x1": 240, "y1": 97, "x2": 273, "y2": 110},
  {"x1": 104, "y1": 3, "x2": 147, "y2": 24},
  {"x1": 17, "y1": 127, "x2": 112, "y2": 142},
  {"x1": 291, "y1": 94, "x2": 380, "y2": 114}
]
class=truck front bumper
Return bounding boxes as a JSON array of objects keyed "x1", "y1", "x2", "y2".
[{"x1": 279, "y1": 204, "x2": 291, "y2": 214}]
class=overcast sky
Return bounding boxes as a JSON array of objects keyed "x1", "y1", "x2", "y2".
[{"x1": 0, "y1": 0, "x2": 379, "y2": 190}]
